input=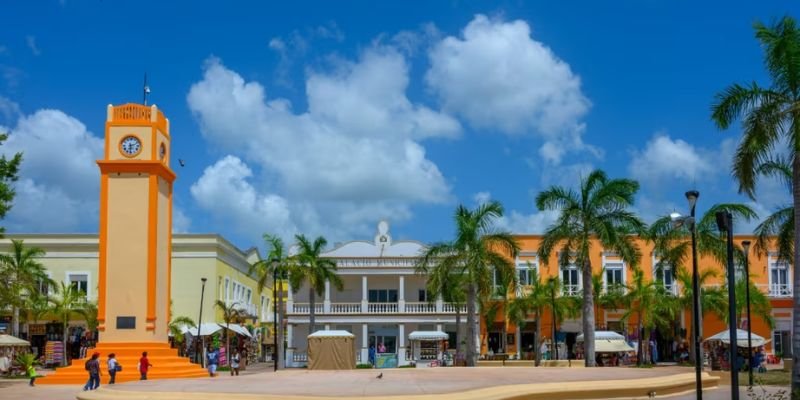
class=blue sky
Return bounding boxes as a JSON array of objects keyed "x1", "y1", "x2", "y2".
[{"x1": 1, "y1": 1, "x2": 798, "y2": 251}]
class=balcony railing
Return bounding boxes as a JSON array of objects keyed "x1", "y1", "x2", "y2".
[
  {"x1": 768, "y1": 283, "x2": 792, "y2": 297},
  {"x1": 226, "y1": 300, "x2": 257, "y2": 316},
  {"x1": 288, "y1": 302, "x2": 468, "y2": 314},
  {"x1": 563, "y1": 284, "x2": 580, "y2": 296}
]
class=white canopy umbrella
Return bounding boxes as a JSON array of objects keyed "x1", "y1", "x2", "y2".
[
  {"x1": 408, "y1": 331, "x2": 449, "y2": 341},
  {"x1": 0, "y1": 334, "x2": 30, "y2": 347},
  {"x1": 704, "y1": 329, "x2": 769, "y2": 348},
  {"x1": 576, "y1": 331, "x2": 634, "y2": 353},
  {"x1": 181, "y1": 323, "x2": 222, "y2": 337},
  {"x1": 220, "y1": 324, "x2": 253, "y2": 338}
]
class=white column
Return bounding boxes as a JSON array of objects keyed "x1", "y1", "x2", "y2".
[
  {"x1": 435, "y1": 294, "x2": 443, "y2": 313},
  {"x1": 361, "y1": 323, "x2": 369, "y2": 364},
  {"x1": 398, "y1": 276, "x2": 405, "y2": 312},
  {"x1": 436, "y1": 323, "x2": 443, "y2": 332},
  {"x1": 286, "y1": 281, "x2": 294, "y2": 313},
  {"x1": 286, "y1": 324, "x2": 295, "y2": 368},
  {"x1": 324, "y1": 279, "x2": 331, "y2": 313},
  {"x1": 325, "y1": 324, "x2": 330, "y2": 331},
  {"x1": 398, "y1": 323, "x2": 408, "y2": 366},
  {"x1": 361, "y1": 276, "x2": 368, "y2": 313}
]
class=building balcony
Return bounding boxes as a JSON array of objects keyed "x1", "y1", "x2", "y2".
[
  {"x1": 287, "y1": 301, "x2": 467, "y2": 315},
  {"x1": 764, "y1": 283, "x2": 792, "y2": 298},
  {"x1": 225, "y1": 300, "x2": 257, "y2": 316}
]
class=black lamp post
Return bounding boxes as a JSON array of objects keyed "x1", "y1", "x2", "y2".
[
  {"x1": 742, "y1": 240, "x2": 754, "y2": 387},
  {"x1": 551, "y1": 280, "x2": 558, "y2": 361},
  {"x1": 271, "y1": 257, "x2": 279, "y2": 372},
  {"x1": 671, "y1": 190, "x2": 703, "y2": 399},
  {"x1": 197, "y1": 277, "x2": 207, "y2": 367},
  {"x1": 716, "y1": 211, "x2": 740, "y2": 400}
]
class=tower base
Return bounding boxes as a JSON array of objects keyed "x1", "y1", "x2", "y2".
[{"x1": 38, "y1": 342, "x2": 207, "y2": 384}]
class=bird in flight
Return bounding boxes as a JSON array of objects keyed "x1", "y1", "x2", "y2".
[{"x1": 179, "y1": 159, "x2": 185, "y2": 167}]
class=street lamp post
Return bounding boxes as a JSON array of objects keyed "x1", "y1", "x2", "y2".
[
  {"x1": 271, "y1": 257, "x2": 279, "y2": 372},
  {"x1": 742, "y1": 240, "x2": 754, "y2": 387},
  {"x1": 197, "y1": 277, "x2": 207, "y2": 367},
  {"x1": 716, "y1": 211, "x2": 740, "y2": 400},
  {"x1": 671, "y1": 190, "x2": 703, "y2": 399}
]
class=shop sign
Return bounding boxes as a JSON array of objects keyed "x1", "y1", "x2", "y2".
[{"x1": 29, "y1": 324, "x2": 46, "y2": 335}]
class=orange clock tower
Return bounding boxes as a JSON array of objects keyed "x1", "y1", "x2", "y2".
[
  {"x1": 40, "y1": 103, "x2": 206, "y2": 384},
  {"x1": 97, "y1": 103, "x2": 175, "y2": 341}
]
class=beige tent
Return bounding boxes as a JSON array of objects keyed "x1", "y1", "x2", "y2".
[
  {"x1": 577, "y1": 331, "x2": 634, "y2": 353},
  {"x1": 307, "y1": 330, "x2": 356, "y2": 370}
]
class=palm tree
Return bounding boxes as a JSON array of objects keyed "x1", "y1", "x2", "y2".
[
  {"x1": 416, "y1": 201, "x2": 520, "y2": 366},
  {"x1": 675, "y1": 267, "x2": 727, "y2": 363},
  {"x1": 622, "y1": 268, "x2": 680, "y2": 365},
  {"x1": 589, "y1": 268, "x2": 626, "y2": 329},
  {"x1": 289, "y1": 235, "x2": 343, "y2": 335},
  {"x1": 710, "y1": 16, "x2": 800, "y2": 393},
  {"x1": 730, "y1": 279, "x2": 775, "y2": 330},
  {"x1": 754, "y1": 157, "x2": 794, "y2": 262},
  {"x1": 0, "y1": 239, "x2": 48, "y2": 337},
  {"x1": 168, "y1": 316, "x2": 196, "y2": 356},
  {"x1": 418, "y1": 263, "x2": 467, "y2": 362},
  {"x1": 250, "y1": 234, "x2": 292, "y2": 370},
  {"x1": 507, "y1": 268, "x2": 549, "y2": 365},
  {"x1": 50, "y1": 282, "x2": 87, "y2": 366},
  {"x1": 536, "y1": 169, "x2": 645, "y2": 367},
  {"x1": 22, "y1": 292, "x2": 51, "y2": 333},
  {"x1": 215, "y1": 300, "x2": 244, "y2": 362}
]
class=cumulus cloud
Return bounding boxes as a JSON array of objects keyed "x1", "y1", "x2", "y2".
[
  {"x1": 1, "y1": 107, "x2": 103, "y2": 232},
  {"x1": 187, "y1": 48, "x2": 456, "y2": 241},
  {"x1": 628, "y1": 134, "x2": 719, "y2": 185},
  {"x1": 471, "y1": 191, "x2": 558, "y2": 234},
  {"x1": 426, "y1": 14, "x2": 593, "y2": 164}
]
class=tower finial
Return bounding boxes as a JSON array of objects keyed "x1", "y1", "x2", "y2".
[{"x1": 143, "y1": 73, "x2": 151, "y2": 105}]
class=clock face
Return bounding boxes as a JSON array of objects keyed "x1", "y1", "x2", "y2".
[
  {"x1": 120, "y1": 136, "x2": 141, "y2": 157},
  {"x1": 159, "y1": 143, "x2": 167, "y2": 160}
]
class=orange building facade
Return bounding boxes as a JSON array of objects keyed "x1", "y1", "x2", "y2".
[{"x1": 481, "y1": 235, "x2": 793, "y2": 360}]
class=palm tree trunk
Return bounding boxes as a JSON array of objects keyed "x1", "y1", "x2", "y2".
[
  {"x1": 534, "y1": 312, "x2": 542, "y2": 367},
  {"x1": 277, "y1": 284, "x2": 285, "y2": 370},
  {"x1": 466, "y1": 283, "x2": 477, "y2": 367},
  {"x1": 637, "y1": 318, "x2": 643, "y2": 366},
  {"x1": 791, "y1": 152, "x2": 800, "y2": 396},
  {"x1": 11, "y1": 306, "x2": 19, "y2": 337},
  {"x1": 225, "y1": 323, "x2": 231, "y2": 368},
  {"x1": 309, "y1": 288, "x2": 316, "y2": 335},
  {"x1": 455, "y1": 305, "x2": 461, "y2": 363},
  {"x1": 582, "y1": 260, "x2": 596, "y2": 367},
  {"x1": 62, "y1": 319, "x2": 68, "y2": 367}
]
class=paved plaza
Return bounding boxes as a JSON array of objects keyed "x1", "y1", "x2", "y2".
[{"x1": 0, "y1": 365, "x2": 782, "y2": 400}]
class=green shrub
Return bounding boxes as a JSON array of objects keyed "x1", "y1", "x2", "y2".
[
  {"x1": 356, "y1": 363, "x2": 374, "y2": 369},
  {"x1": 399, "y1": 364, "x2": 415, "y2": 368}
]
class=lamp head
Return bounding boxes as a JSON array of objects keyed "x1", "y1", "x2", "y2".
[
  {"x1": 271, "y1": 257, "x2": 280, "y2": 266},
  {"x1": 201, "y1": 277, "x2": 207, "y2": 283},
  {"x1": 741, "y1": 240, "x2": 751, "y2": 254},
  {"x1": 669, "y1": 212, "x2": 682, "y2": 222},
  {"x1": 685, "y1": 190, "x2": 699, "y2": 208}
]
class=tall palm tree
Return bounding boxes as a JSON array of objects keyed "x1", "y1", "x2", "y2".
[
  {"x1": 622, "y1": 268, "x2": 680, "y2": 365},
  {"x1": 0, "y1": 239, "x2": 48, "y2": 337},
  {"x1": 289, "y1": 235, "x2": 343, "y2": 335},
  {"x1": 50, "y1": 282, "x2": 87, "y2": 366},
  {"x1": 168, "y1": 316, "x2": 196, "y2": 356},
  {"x1": 675, "y1": 267, "x2": 728, "y2": 363},
  {"x1": 418, "y1": 263, "x2": 467, "y2": 361},
  {"x1": 537, "y1": 169, "x2": 645, "y2": 367},
  {"x1": 507, "y1": 268, "x2": 549, "y2": 365},
  {"x1": 710, "y1": 16, "x2": 800, "y2": 393},
  {"x1": 754, "y1": 157, "x2": 794, "y2": 262},
  {"x1": 416, "y1": 201, "x2": 520, "y2": 366},
  {"x1": 215, "y1": 300, "x2": 244, "y2": 362},
  {"x1": 250, "y1": 234, "x2": 292, "y2": 370}
]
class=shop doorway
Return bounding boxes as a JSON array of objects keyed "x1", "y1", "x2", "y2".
[
  {"x1": 370, "y1": 335, "x2": 397, "y2": 353},
  {"x1": 488, "y1": 332, "x2": 501, "y2": 353}
]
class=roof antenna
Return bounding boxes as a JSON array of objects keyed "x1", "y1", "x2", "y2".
[{"x1": 143, "y1": 73, "x2": 151, "y2": 105}]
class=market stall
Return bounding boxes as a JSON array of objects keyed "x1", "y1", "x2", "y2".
[
  {"x1": 704, "y1": 329, "x2": 769, "y2": 371},
  {"x1": 307, "y1": 330, "x2": 356, "y2": 370},
  {"x1": 408, "y1": 331, "x2": 448, "y2": 367},
  {"x1": 0, "y1": 335, "x2": 32, "y2": 375},
  {"x1": 576, "y1": 331, "x2": 634, "y2": 366}
]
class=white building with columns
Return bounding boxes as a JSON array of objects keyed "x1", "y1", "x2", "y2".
[{"x1": 285, "y1": 221, "x2": 475, "y2": 367}]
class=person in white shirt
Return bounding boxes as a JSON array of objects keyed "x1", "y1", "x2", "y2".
[
  {"x1": 0, "y1": 352, "x2": 9, "y2": 376},
  {"x1": 107, "y1": 353, "x2": 118, "y2": 384}
]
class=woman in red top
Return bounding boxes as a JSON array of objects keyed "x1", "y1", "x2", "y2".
[{"x1": 138, "y1": 351, "x2": 153, "y2": 380}]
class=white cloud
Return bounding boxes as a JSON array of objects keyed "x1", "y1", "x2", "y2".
[
  {"x1": 471, "y1": 191, "x2": 558, "y2": 234},
  {"x1": 2, "y1": 108, "x2": 103, "y2": 232},
  {"x1": 473, "y1": 191, "x2": 491, "y2": 205},
  {"x1": 187, "y1": 50, "x2": 460, "y2": 242},
  {"x1": 26, "y1": 36, "x2": 40, "y2": 56},
  {"x1": 628, "y1": 134, "x2": 718, "y2": 186},
  {"x1": 173, "y1": 206, "x2": 192, "y2": 234},
  {"x1": 426, "y1": 14, "x2": 592, "y2": 164},
  {"x1": 0, "y1": 96, "x2": 21, "y2": 123}
]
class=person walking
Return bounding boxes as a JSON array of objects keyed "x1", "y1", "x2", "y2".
[
  {"x1": 107, "y1": 353, "x2": 118, "y2": 384},
  {"x1": 26, "y1": 362, "x2": 37, "y2": 386},
  {"x1": 138, "y1": 351, "x2": 152, "y2": 380},
  {"x1": 230, "y1": 350, "x2": 241, "y2": 376},
  {"x1": 206, "y1": 346, "x2": 219, "y2": 377},
  {"x1": 82, "y1": 352, "x2": 101, "y2": 391},
  {"x1": 368, "y1": 344, "x2": 376, "y2": 367}
]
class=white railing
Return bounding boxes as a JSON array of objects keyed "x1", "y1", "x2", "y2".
[
  {"x1": 768, "y1": 283, "x2": 792, "y2": 297},
  {"x1": 563, "y1": 284, "x2": 580, "y2": 296},
  {"x1": 289, "y1": 302, "x2": 468, "y2": 314},
  {"x1": 368, "y1": 302, "x2": 398, "y2": 313},
  {"x1": 226, "y1": 300, "x2": 257, "y2": 316},
  {"x1": 329, "y1": 303, "x2": 361, "y2": 313},
  {"x1": 333, "y1": 258, "x2": 419, "y2": 268},
  {"x1": 404, "y1": 302, "x2": 436, "y2": 313},
  {"x1": 293, "y1": 352, "x2": 307, "y2": 362},
  {"x1": 442, "y1": 303, "x2": 468, "y2": 313}
]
